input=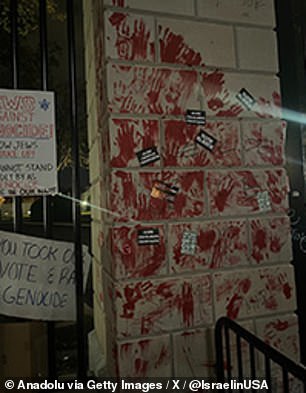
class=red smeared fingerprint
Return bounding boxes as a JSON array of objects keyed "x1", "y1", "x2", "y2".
[
  {"x1": 111, "y1": 120, "x2": 136, "y2": 167},
  {"x1": 159, "y1": 27, "x2": 202, "y2": 66},
  {"x1": 215, "y1": 183, "x2": 235, "y2": 212},
  {"x1": 216, "y1": 105, "x2": 243, "y2": 117},
  {"x1": 251, "y1": 226, "x2": 267, "y2": 263},
  {"x1": 181, "y1": 282, "x2": 194, "y2": 327},
  {"x1": 283, "y1": 283, "x2": 292, "y2": 299}
]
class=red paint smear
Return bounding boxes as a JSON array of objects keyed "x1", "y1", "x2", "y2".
[
  {"x1": 226, "y1": 279, "x2": 251, "y2": 319},
  {"x1": 121, "y1": 283, "x2": 143, "y2": 319},
  {"x1": 134, "y1": 358, "x2": 149, "y2": 376},
  {"x1": 214, "y1": 181, "x2": 235, "y2": 212},
  {"x1": 111, "y1": 119, "x2": 158, "y2": 168},
  {"x1": 199, "y1": 229, "x2": 216, "y2": 251},
  {"x1": 283, "y1": 283, "x2": 292, "y2": 299},
  {"x1": 109, "y1": 12, "x2": 126, "y2": 26},
  {"x1": 202, "y1": 70, "x2": 225, "y2": 96},
  {"x1": 216, "y1": 104, "x2": 243, "y2": 117},
  {"x1": 159, "y1": 27, "x2": 202, "y2": 66},
  {"x1": 268, "y1": 320, "x2": 289, "y2": 331},
  {"x1": 181, "y1": 282, "x2": 194, "y2": 327},
  {"x1": 154, "y1": 345, "x2": 169, "y2": 369},
  {"x1": 112, "y1": 0, "x2": 125, "y2": 6}
]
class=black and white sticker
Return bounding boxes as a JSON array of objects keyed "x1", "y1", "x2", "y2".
[
  {"x1": 236, "y1": 88, "x2": 256, "y2": 110},
  {"x1": 185, "y1": 110, "x2": 206, "y2": 126},
  {"x1": 137, "y1": 228, "x2": 160, "y2": 245},
  {"x1": 195, "y1": 129, "x2": 217, "y2": 152},
  {"x1": 181, "y1": 230, "x2": 197, "y2": 256},
  {"x1": 136, "y1": 146, "x2": 160, "y2": 166},
  {"x1": 257, "y1": 191, "x2": 271, "y2": 212}
]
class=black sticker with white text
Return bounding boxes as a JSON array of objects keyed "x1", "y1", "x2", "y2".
[
  {"x1": 185, "y1": 110, "x2": 206, "y2": 125},
  {"x1": 137, "y1": 228, "x2": 160, "y2": 245},
  {"x1": 195, "y1": 130, "x2": 217, "y2": 152},
  {"x1": 136, "y1": 146, "x2": 160, "y2": 166},
  {"x1": 236, "y1": 88, "x2": 256, "y2": 110}
]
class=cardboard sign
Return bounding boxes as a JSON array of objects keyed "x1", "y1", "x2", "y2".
[
  {"x1": 257, "y1": 191, "x2": 271, "y2": 212},
  {"x1": 181, "y1": 230, "x2": 197, "y2": 256},
  {"x1": 0, "y1": 231, "x2": 90, "y2": 321},
  {"x1": 185, "y1": 110, "x2": 206, "y2": 125},
  {"x1": 195, "y1": 130, "x2": 217, "y2": 152},
  {"x1": 151, "y1": 181, "x2": 179, "y2": 203},
  {"x1": 136, "y1": 146, "x2": 160, "y2": 166},
  {"x1": 236, "y1": 88, "x2": 256, "y2": 110},
  {"x1": 137, "y1": 228, "x2": 160, "y2": 245},
  {"x1": 0, "y1": 89, "x2": 57, "y2": 196}
]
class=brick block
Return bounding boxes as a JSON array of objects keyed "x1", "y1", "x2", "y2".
[
  {"x1": 110, "y1": 170, "x2": 205, "y2": 221},
  {"x1": 255, "y1": 314, "x2": 299, "y2": 361},
  {"x1": 105, "y1": 0, "x2": 194, "y2": 16},
  {"x1": 110, "y1": 224, "x2": 167, "y2": 279},
  {"x1": 105, "y1": 11, "x2": 155, "y2": 61},
  {"x1": 107, "y1": 64, "x2": 200, "y2": 115},
  {"x1": 109, "y1": 118, "x2": 160, "y2": 168},
  {"x1": 115, "y1": 274, "x2": 213, "y2": 337},
  {"x1": 168, "y1": 220, "x2": 248, "y2": 273},
  {"x1": 207, "y1": 169, "x2": 289, "y2": 217},
  {"x1": 158, "y1": 18, "x2": 235, "y2": 67},
  {"x1": 173, "y1": 329, "x2": 215, "y2": 377},
  {"x1": 117, "y1": 335, "x2": 172, "y2": 377},
  {"x1": 242, "y1": 120, "x2": 286, "y2": 166},
  {"x1": 201, "y1": 70, "x2": 281, "y2": 118},
  {"x1": 249, "y1": 216, "x2": 292, "y2": 265},
  {"x1": 236, "y1": 27, "x2": 278, "y2": 72},
  {"x1": 196, "y1": 0, "x2": 275, "y2": 27},
  {"x1": 163, "y1": 120, "x2": 242, "y2": 167},
  {"x1": 214, "y1": 266, "x2": 296, "y2": 319}
]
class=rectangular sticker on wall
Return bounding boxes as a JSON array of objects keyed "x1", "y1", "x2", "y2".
[
  {"x1": 136, "y1": 146, "x2": 160, "y2": 166},
  {"x1": 195, "y1": 130, "x2": 217, "y2": 152},
  {"x1": 137, "y1": 228, "x2": 160, "y2": 245},
  {"x1": 0, "y1": 89, "x2": 58, "y2": 196},
  {"x1": 185, "y1": 109, "x2": 206, "y2": 125}
]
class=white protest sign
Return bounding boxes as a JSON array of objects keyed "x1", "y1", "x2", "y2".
[
  {"x1": 0, "y1": 89, "x2": 57, "y2": 196},
  {"x1": 0, "y1": 230, "x2": 91, "y2": 321}
]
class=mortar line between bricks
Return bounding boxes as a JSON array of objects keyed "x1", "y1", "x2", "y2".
[
  {"x1": 103, "y1": 5, "x2": 276, "y2": 31},
  {"x1": 108, "y1": 165, "x2": 287, "y2": 171},
  {"x1": 233, "y1": 25, "x2": 240, "y2": 70},
  {"x1": 103, "y1": 212, "x2": 291, "y2": 227},
  {"x1": 107, "y1": 113, "x2": 285, "y2": 122},
  {"x1": 113, "y1": 308, "x2": 297, "y2": 343},
  {"x1": 104, "y1": 262, "x2": 294, "y2": 284},
  {"x1": 106, "y1": 58, "x2": 278, "y2": 76}
]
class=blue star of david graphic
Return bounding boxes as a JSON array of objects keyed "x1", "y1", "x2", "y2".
[{"x1": 39, "y1": 98, "x2": 50, "y2": 111}]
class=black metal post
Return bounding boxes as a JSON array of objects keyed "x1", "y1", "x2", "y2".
[
  {"x1": 10, "y1": 0, "x2": 23, "y2": 232},
  {"x1": 66, "y1": 0, "x2": 86, "y2": 379},
  {"x1": 39, "y1": 0, "x2": 56, "y2": 378}
]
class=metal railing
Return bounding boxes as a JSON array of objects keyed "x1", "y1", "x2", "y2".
[{"x1": 215, "y1": 317, "x2": 306, "y2": 392}]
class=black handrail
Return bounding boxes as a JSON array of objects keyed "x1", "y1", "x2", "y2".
[{"x1": 215, "y1": 317, "x2": 306, "y2": 392}]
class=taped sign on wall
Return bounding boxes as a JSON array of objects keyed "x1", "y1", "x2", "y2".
[
  {"x1": 0, "y1": 230, "x2": 91, "y2": 321},
  {"x1": 0, "y1": 89, "x2": 58, "y2": 196}
]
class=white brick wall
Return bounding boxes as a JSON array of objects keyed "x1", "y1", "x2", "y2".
[{"x1": 83, "y1": 0, "x2": 297, "y2": 377}]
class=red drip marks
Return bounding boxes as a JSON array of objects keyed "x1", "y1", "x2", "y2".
[
  {"x1": 159, "y1": 28, "x2": 202, "y2": 66},
  {"x1": 154, "y1": 345, "x2": 169, "y2": 369},
  {"x1": 134, "y1": 358, "x2": 149, "y2": 376},
  {"x1": 109, "y1": 12, "x2": 126, "y2": 26}
]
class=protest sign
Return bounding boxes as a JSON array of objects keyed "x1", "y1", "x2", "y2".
[
  {"x1": 0, "y1": 89, "x2": 57, "y2": 196},
  {"x1": 0, "y1": 230, "x2": 91, "y2": 321}
]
